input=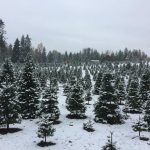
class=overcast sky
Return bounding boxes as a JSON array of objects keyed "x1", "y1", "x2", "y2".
[{"x1": 1, "y1": 0, "x2": 150, "y2": 54}]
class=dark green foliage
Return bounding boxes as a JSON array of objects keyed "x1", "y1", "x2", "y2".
[
  {"x1": 139, "y1": 68, "x2": 150, "y2": 104},
  {"x1": 94, "y1": 73, "x2": 123, "y2": 124},
  {"x1": 144, "y1": 99, "x2": 150, "y2": 130},
  {"x1": 0, "y1": 19, "x2": 7, "y2": 62},
  {"x1": 84, "y1": 70, "x2": 92, "y2": 91},
  {"x1": 0, "y1": 59, "x2": 21, "y2": 130},
  {"x1": 132, "y1": 116, "x2": 146, "y2": 136},
  {"x1": 66, "y1": 80, "x2": 86, "y2": 118},
  {"x1": 124, "y1": 75, "x2": 142, "y2": 113},
  {"x1": 11, "y1": 38, "x2": 20, "y2": 63},
  {"x1": 40, "y1": 86, "x2": 60, "y2": 122},
  {"x1": 83, "y1": 120, "x2": 95, "y2": 132},
  {"x1": 102, "y1": 132, "x2": 118, "y2": 150},
  {"x1": 117, "y1": 77, "x2": 126, "y2": 105},
  {"x1": 93, "y1": 72, "x2": 103, "y2": 95},
  {"x1": 37, "y1": 115, "x2": 55, "y2": 144},
  {"x1": 85, "y1": 90, "x2": 92, "y2": 105},
  {"x1": 18, "y1": 54, "x2": 40, "y2": 119}
]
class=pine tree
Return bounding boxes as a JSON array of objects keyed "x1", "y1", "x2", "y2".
[
  {"x1": 41, "y1": 47, "x2": 47, "y2": 63},
  {"x1": 18, "y1": 54, "x2": 40, "y2": 119},
  {"x1": 123, "y1": 75, "x2": 142, "y2": 113},
  {"x1": 93, "y1": 72, "x2": 103, "y2": 95},
  {"x1": 11, "y1": 38, "x2": 20, "y2": 63},
  {"x1": 84, "y1": 70, "x2": 92, "y2": 91},
  {"x1": 102, "y1": 132, "x2": 118, "y2": 150},
  {"x1": 144, "y1": 98, "x2": 150, "y2": 130},
  {"x1": 94, "y1": 73, "x2": 122, "y2": 124},
  {"x1": 126, "y1": 74, "x2": 132, "y2": 93},
  {"x1": 139, "y1": 68, "x2": 150, "y2": 105},
  {"x1": 0, "y1": 19, "x2": 6, "y2": 62},
  {"x1": 0, "y1": 59, "x2": 21, "y2": 130},
  {"x1": 40, "y1": 86, "x2": 60, "y2": 123},
  {"x1": 66, "y1": 80, "x2": 86, "y2": 118},
  {"x1": 39, "y1": 72, "x2": 47, "y2": 89},
  {"x1": 132, "y1": 115, "x2": 145, "y2": 137},
  {"x1": 20, "y1": 35, "x2": 31, "y2": 62},
  {"x1": 117, "y1": 77, "x2": 126, "y2": 105},
  {"x1": 37, "y1": 114, "x2": 55, "y2": 144}
]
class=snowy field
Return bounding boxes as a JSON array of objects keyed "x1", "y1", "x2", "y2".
[{"x1": 0, "y1": 84, "x2": 150, "y2": 150}]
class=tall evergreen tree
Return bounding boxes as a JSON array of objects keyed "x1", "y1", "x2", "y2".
[
  {"x1": 42, "y1": 47, "x2": 47, "y2": 63},
  {"x1": 18, "y1": 54, "x2": 40, "y2": 119},
  {"x1": 11, "y1": 38, "x2": 20, "y2": 63},
  {"x1": 40, "y1": 86, "x2": 60, "y2": 123},
  {"x1": 0, "y1": 59, "x2": 21, "y2": 130},
  {"x1": 20, "y1": 35, "x2": 31, "y2": 62},
  {"x1": 139, "y1": 68, "x2": 150, "y2": 105},
  {"x1": 0, "y1": 19, "x2": 6, "y2": 62},
  {"x1": 66, "y1": 80, "x2": 86, "y2": 118},
  {"x1": 94, "y1": 73, "x2": 122, "y2": 124}
]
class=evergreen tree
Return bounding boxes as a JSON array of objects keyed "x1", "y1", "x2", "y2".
[
  {"x1": 18, "y1": 54, "x2": 40, "y2": 119},
  {"x1": 39, "y1": 72, "x2": 47, "y2": 89},
  {"x1": 102, "y1": 132, "x2": 118, "y2": 150},
  {"x1": 84, "y1": 70, "x2": 92, "y2": 91},
  {"x1": 20, "y1": 35, "x2": 31, "y2": 62},
  {"x1": 126, "y1": 74, "x2": 132, "y2": 93},
  {"x1": 66, "y1": 80, "x2": 86, "y2": 118},
  {"x1": 117, "y1": 77, "x2": 126, "y2": 105},
  {"x1": 11, "y1": 38, "x2": 20, "y2": 63},
  {"x1": 0, "y1": 59, "x2": 21, "y2": 130},
  {"x1": 41, "y1": 47, "x2": 47, "y2": 63},
  {"x1": 144, "y1": 98, "x2": 150, "y2": 130},
  {"x1": 94, "y1": 73, "x2": 122, "y2": 124},
  {"x1": 37, "y1": 114, "x2": 55, "y2": 144},
  {"x1": 0, "y1": 19, "x2": 6, "y2": 62},
  {"x1": 93, "y1": 72, "x2": 103, "y2": 95},
  {"x1": 123, "y1": 75, "x2": 142, "y2": 113},
  {"x1": 40, "y1": 86, "x2": 60, "y2": 123},
  {"x1": 132, "y1": 115, "x2": 145, "y2": 137},
  {"x1": 139, "y1": 68, "x2": 150, "y2": 105}
]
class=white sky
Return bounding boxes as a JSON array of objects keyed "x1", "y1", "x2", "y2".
[{"x1": 1, "y1": 0, "x2": 150, "y2": 54}]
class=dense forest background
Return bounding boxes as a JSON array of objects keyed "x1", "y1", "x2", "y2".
[{"x1": 0, "y1": 18, "x2": 149, "y2": 64}]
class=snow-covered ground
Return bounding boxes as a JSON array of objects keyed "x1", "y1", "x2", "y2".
[{"x1": 0, "y1": 84, "x2": 150, "y2": 150}]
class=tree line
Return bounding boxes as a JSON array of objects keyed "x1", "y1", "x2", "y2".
[{"x1": 0, "y1": 18, "x2": 149, "y2": 64}]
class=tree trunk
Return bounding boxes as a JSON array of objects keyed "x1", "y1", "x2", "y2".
[
  {"x1": 7, "y1": 122, "x2": 9, "y2": 131},
  {"x1": 44, "y1": 134, "x2": 47, "y2": 143}
]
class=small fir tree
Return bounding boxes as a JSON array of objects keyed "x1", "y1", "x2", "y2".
[
  {"x1": 102, "y1": 132, "x2": 118, "y2": 150},
  {"x1": 37, "y1": 114, "x2": 55, "y2": 144}
]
